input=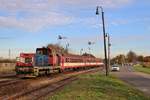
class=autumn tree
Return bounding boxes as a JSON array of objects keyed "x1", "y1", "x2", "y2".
[
  {"x1": 118, "y1": 54, "x2": 126, "y2": 65},
  {"x1": 137, "y1": 55, "x2": 144, "y2": 62},
  {"x1": 47, "y1": 44, "x2": 69, "y2": 54},
  {"x1": 126, "y1": 51, "x2": 137, "y2": 63},
  {"x1": 111, "y1": 54, "x2": 126, "y2": 65},
  {"x1": 143, "y1": 56, "x2": 150, "y2": 62}
]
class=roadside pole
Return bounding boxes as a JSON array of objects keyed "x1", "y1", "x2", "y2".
[
  {"x1": 96, "y1": 6, "x2": 109, "y2": 76},
  {"x1": 107, "y1": 33, "x2": 111, "y2": 73}
]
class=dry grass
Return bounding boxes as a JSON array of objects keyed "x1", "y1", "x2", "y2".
[{"x1": 0, "y1": 63, "x2": 15, "y2": 74}]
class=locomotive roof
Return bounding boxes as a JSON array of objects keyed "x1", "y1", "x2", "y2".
[{"x1": 20, "y1": 53, "x2": 35, "y2": 57}]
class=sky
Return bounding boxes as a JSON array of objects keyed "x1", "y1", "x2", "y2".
[{"x1": 0, "y1": 0, "x2": 150, "y2": 59}]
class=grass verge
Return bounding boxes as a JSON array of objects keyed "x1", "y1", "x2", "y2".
[
  {"x1": 134, "y1": 65, "x2": 150, "y2": 74},
  {"x1": 0, "y1": 66, "x2": 15, "y2": 74},
  {"x1": 49, "y1": 72, "x2": 150, "y2": 100}
]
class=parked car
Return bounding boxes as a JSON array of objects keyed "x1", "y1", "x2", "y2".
[{"x1": 111, "y1": 64, "x2": 120, "y2": 71}]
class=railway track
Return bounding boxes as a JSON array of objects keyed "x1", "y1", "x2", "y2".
[
  {"x1": 0, "y1": 73, "x2": 16, "y2": 78},
  {"x1": 11, "y1": 76, "x2": 77, "y2": 100},
  {"x1": 0, "y1": 68, "x2": 101, "y2": 100},
  {"x1": 0, "y1": 79, "x2": 20, "y2": 87}
]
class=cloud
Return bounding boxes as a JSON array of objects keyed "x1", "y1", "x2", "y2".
[
  {"x1": 0, "y1": 12, "x2": 74, "y2": 32},
  {"x1": 0, "y1": 0, "x2": 134, "y2": 11},
  {"x1": 60, "y1": 0, "x2": 133, "y2": 8},
  {"x1": 110, "y1": 19, "x2": 129, "y2": 26},
  {"x1": 0, "y1": 0, "x2": 134, "y2": 32}
]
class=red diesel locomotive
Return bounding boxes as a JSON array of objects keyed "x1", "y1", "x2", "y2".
[
  {"x1": 16, "y1": 53, "x2": 35, "y2": 76},
  {"x1": 16, "y1": 47, "x2": 104, "y2": 77}
]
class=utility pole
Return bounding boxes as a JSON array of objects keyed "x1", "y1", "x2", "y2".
[
  {"x1": 107, "y1": 33, "x2": 111, "y2": 73},
  {"x1": 9, "y1": 49, "x2": 11, "y2": 59},
  {"x1": 96, "y1": 6, "x2": 108, "y2": 76}
]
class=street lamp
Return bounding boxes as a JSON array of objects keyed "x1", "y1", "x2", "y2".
[
  {"x1": 80, "y1": 48, "x2": 83, "y2": 55},
  {"x1": 88, "y1": 41, "x2": 95, "y2": 55},
  {"x1": 58, "y1": 35, "x2": 67, "y2": 54},
  {"x1": 65, "y1": 43, "x2": 69, "y2": 53},
  {"x1": 96, "y1": 6, "x2": 108, "y2": 76}
]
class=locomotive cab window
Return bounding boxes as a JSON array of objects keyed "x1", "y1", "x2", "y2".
[
  {"x1": 36, "y1": 49, "x2": 43, "y2": 55},
  {"x1": 36, "y1": 48, "x2": 50, "y2": 55}
]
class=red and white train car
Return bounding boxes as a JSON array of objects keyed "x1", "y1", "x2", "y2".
[
  {"x1": 16, "y1": 47, "x2": 104, "y2": 77},
  {"x1": 61, "y1": 54, "x2": 103, "y2": 70}
]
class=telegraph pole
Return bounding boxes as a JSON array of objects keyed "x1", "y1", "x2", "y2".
[
  {"x1": 9, "y1": 49, "x2": 11, "y2": 59},
  {"x1": 107, "y1": 33, "x2": 111, "y2": 73}
]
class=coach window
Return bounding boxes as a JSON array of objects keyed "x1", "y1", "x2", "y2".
[
  {"x1": 68, "y1": 58, "x2": 70, "y2": 62},
  {"x1": 66, "y1": 58, "x2": 68, "y2": 62}
]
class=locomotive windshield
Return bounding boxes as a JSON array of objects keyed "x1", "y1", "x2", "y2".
[
  {"x1": 18, "y1": 57, "x2": 32, "y2": 63},
  {"x1": 36, "y1": 48, "x2": 49, "y2": 55},
  {"x1": 25, "y1": 58, "x2": 32, "y2": 63}
]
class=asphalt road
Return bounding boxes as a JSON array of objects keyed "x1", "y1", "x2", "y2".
[{"x1": 111, "y1": 65, "x2": 150, "y2": 96}]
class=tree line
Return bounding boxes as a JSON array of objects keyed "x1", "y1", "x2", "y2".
[{"x1": 111, "y1": 51, "x2": 150, "y2": 67}]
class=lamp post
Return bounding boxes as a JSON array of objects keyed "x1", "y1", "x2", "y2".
[
  {"x1": 65, "y1": 43, "x2": 69, "y2": 53},
  {"x1": 58, "y1": 35, "x2": 67, "y2": 54},
  {"x1": 88, "y1": 41, "x2": 95, "y2": 54},
  {"x1": 96, "y1": 6, "x2": 108, "y2": 76},
  {"x1": 58, "y1": 35, "x2": 67, "y2": 44},
  {"x1": 80, "y1": 48, "x2": 83, "y2": 55}
]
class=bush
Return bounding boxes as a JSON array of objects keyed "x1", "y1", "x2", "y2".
[{"x1": 142, "y1": 63, "x2": 150, "y2": 68}]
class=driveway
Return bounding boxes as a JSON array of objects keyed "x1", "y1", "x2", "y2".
[{"x1": 111, "y1": 65, "x2": 150, "y2": 95}]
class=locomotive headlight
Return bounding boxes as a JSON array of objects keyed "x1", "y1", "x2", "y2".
[{"x1": 16, "y1": 57, "x2": 20, "y2": 62}]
